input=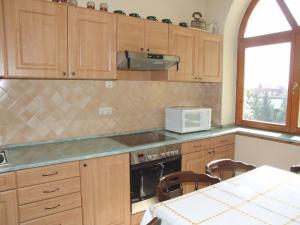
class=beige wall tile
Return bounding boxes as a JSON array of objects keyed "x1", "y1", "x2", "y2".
[{"x1": 0, "y1": 79, "x2": 221, "y2": 145}]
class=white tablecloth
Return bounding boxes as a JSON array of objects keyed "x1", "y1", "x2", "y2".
[{"x1": 141, "y1": 166, "x2": 300, "y2": 225}]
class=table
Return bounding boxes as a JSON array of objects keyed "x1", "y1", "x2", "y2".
[{"x1": 141, "y1": 166, "x2": 300, "y2": 225}]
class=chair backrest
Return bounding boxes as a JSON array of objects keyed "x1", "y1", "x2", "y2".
[
  {"x1": 147, "y1": 217, "x2": 162, "y2": 225},
  {"x1": 291, "y1": 165, "x2": 300, "y2": 174},
  {"x1": 206, "y1": 159, "x2": 256, "y2": 180},
  {"x1": 157, "y1": 171, "x2": 221, "y2": 202}
]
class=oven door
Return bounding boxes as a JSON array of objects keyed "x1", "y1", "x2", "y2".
[{"x1": 130, "y1": 155, "x2": 181, "y2": 204}]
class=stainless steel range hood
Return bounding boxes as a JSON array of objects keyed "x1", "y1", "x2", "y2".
[{"x1": 117, "y1": 51, "x2": 180, "y2": 71}]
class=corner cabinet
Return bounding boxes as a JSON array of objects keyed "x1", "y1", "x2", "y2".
[
  {"x1": 0, "y1": 0, "x2": 6, "y2": 77},
  {"x1": 80, "y1": 153, "x2": 131, "y2": 225},
  {"x1": 68, "y1": 7, "x2": 116, "y2": 79},
  {"x1": 4, "y1": 0, "x2": 68, "y2": 78}
]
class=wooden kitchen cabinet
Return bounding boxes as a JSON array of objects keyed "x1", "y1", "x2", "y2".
[
  {"x1": 144, "y1": 20, "x2": 169, "y2": 54},
  {"x1": 131, "y1": 211, "x2": 145, "y2": 225},
  {"x1": 168, "y1": 25, "x2": 198, "y2": 81},
  {"x1": 80, "y1": 153, "x2": 130, "y2": 225},
  {"x1": 4, "y1": 0, "x2": 68, "y2": 78},
  {"x1": 197, "y1": 32, "x2": 223, "y2": 82},
  {"x1": 182, "y1": 135, "x2": 234, "y2": 193},
  {"x1": 117, "y1": 15, "x2": 145, "y2": 52},
  {"x1": 68, "y1": 7, "x2": 116, "y2": 79},
  {"x1": 0, "y1": 0, "x2": 6, "y2": 77},
  {"x1": 117, "y1": 15, "x2": 169, "y2": 54},
  {"x1": 0, "y1": 190, "x2": 18, "y2": 225}
]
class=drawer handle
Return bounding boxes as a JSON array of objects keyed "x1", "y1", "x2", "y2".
[
  {"x1": 45, "y1": 204, "x2": 61, "y2": 210},
  {"x1": 43, "y1": 188, "x2": 60, "y2": 194},
  {"x1": 220, "y1": 140, "x2": 228, "y2": 143},
  {"x1": 42, "y1": 171, "x2": 58, "y2": 177}
]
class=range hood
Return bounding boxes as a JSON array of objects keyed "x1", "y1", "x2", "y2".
[{"x1": 117, "y1": 51, "x2": 180, "y2": 71}]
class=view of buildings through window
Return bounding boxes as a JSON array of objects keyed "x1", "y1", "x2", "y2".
[{"x1": 242, "y1": 43, "x2": 291, "y2": 125}]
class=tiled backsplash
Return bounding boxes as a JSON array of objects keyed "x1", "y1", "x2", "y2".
[{"x1": 0, "y1": 79, "x2": 221, "y2": 145}]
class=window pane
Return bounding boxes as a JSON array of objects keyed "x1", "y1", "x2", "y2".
[
  {"x1": 284, "y1": 0, "x2": 300, "y2": 25},
  {"x1": 244, "y1": 0, "x2": 291, "y2": 38},
  {"x1": 243, "y1": 43, "x2": 291, "y2": 125}
]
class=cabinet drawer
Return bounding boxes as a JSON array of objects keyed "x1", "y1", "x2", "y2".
[
  {"x1": 212, "y1": 135, "x2": 234, "y2": 147},
  {"x1": 19, "y1": 192, "x2": 81, "y2": 222},
  {"x1": 17, "y1": 162, "x2": 80, "y2": 188},
  {"x1": 20, "y1": 207, "x2": 82, "y2": 225},
  {"x1": 0, "y1": 172, "x2": 16, "y2": 191},
  {"x1": 18, "y1": 177, "x2": 81, "y2": 205},
  {"x1": 182, "y1": 139, "x2": 211, "y2": 154}
]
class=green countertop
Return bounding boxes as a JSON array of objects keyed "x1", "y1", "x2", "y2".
[{"x1": 0, "y1": 126, "x2": 298, "y2": 174}]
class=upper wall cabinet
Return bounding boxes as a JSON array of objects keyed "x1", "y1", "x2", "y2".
[
  {"x1": 197, "y1": 32, "x2": 223, "y2": 82},
  {"x1": 0, "y1": 0, "x2": 5, "y2": 78},
  {"x1": 68, "y1": 7, "x2": 116, "y2": 79},
  {"x1": 4, "y1": 0, "x2": 68, "y2": 78},
  {"x1": 117, "y1": 16, "x2": 169, "y2": 54},
  {"x1": 168, "y1": 25, "x2": 198, "y2": 81}
]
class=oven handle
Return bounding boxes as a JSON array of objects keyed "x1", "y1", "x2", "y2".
[{"x1": 131, "y1": 155, "x2": 181, "y2": 170}]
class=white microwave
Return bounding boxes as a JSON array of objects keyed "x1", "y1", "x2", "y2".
[{"x1": 165, "y1": 107, "x2": 211, "y2": 133}]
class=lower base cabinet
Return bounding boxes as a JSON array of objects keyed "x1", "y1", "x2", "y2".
[
  {"x1": 80, "y1": 153, "x2": 131, "y2": 225},
  {"x1": 0, "y1": 190, "x2": 18, "y2": 225},
  {"x1": 131, "y1": 211, "x2": 145, "y2": 225}
]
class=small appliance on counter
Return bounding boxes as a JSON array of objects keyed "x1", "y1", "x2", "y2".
[
  {"x1": 165, "y1": 107, "x2": 211, "y2": 133},
  {"x1": 191, "y1": 12, "x2": 206, "y2": 30}
]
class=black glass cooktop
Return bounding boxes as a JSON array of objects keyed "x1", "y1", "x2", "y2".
[{"x1": 111, "y1": 131, "x2": 175, "y2": 147}]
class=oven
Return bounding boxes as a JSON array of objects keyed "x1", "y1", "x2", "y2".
[{"x1": 130, "y1": 144, "x2": 181, "y2": 213}]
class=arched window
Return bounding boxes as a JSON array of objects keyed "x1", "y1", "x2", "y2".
[{"x1": 236, "y1": 0, "x2": 300, "y2": 133}]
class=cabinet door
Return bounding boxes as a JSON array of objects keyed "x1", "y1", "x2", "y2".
[
  {"x1": 198, "y1": 32, "x2": 223, "y2": 82},
  {"x1": 4, "y1": 0, "x2": 68, "y2": 78},
  {"x1": 117, "y1": 15, "x2": 144, "y2": 52},
  {"x1": 80, "y1": 154, "x2": 130, "y2": 225},
  {"x1": 0, "y1": 190, "x2": 18, "y2": 225},
  {"x1": 0, "y1": 0, "x2": 5, "y2": 77},
  {"x1": 144, "y1": 20, "x2": 168, "y2": 54},
  {"x1": 168, "y1": 25, "x2": 198, "y2": 81},
  {"x1": 68, "y1": 7, "x2": 116, "y2": 79},
  {"x1": 182, "y1": 150, "x2": 209, "y2": 193}
]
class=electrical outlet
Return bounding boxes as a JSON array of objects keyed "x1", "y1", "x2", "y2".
[{"x1": 105, "y1": 81, "x2": 114, "y2": 89}]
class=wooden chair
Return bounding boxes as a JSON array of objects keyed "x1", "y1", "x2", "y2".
[
  {"x1": 206, "y1": 159, "x2": 256, "y2": 180},
  {"x1": 147, "y1": 217, "x2": 161, "y2": 225},
  {"x1": 291, "y1": 165, "x2": 300, "y2": 174},
  {"x1": 157, "y1": 171, "x2": 221, "y2": 202}
]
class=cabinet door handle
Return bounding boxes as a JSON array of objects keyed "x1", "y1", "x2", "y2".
[
  {"x1": 45, "y1": 204, "x2": 60, "y2": 210},
  {"x1": 141, "y1": 48, "x2": 144, "y2": 51},
  {"x1": 72, "y1": 72, "x2": 76, "y2": 76},
  {"x1": 43, "y1": 188, "x2": 59, "y2": 194},
  {"x1": 147, "y1": 49, "x2": 150, "y2": 52},
  {"x1": 62, "y1": 72, "x2": 67, "y2": 76},
  {"x1": 42, "y1": 171, "x2": 58, "y2": 177}
]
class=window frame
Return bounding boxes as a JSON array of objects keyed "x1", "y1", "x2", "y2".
[{"x1": 236, "y1": 0, "x2": 300, "y2": 133}]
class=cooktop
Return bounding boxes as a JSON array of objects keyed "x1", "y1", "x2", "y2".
[{"x1": 111, "y1": 131, "x2": 175, "y2": 147}]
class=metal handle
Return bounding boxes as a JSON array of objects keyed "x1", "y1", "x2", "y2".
[
  {"x1": 147, "y1": 49, "x2": 150, "y2": 52},
  {"x1": 293, "y1": 82, "x2": 298, "y2": 95},
  {"x1": 42, "y1": 171, "x2": 58, "y2": 177},
  {"x1": 43, "y1": 188, "x2": 59, "y2": 194},
  {"x1": 62, "y1": 72, "x2": 66, "y2": 76},
  {"x1": 45, "y1": 204, "x2": 61, "y2": 210},
  {"x1": 72, "y1": 72, "x2": 76, "y2": 76},
  {"x1": 141, "y1": 48, "x2": 144, "y2": 51}
]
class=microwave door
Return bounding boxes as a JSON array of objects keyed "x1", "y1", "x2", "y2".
[{"x1": 183, "y1": 111, "x2": 202, "y2": 133}]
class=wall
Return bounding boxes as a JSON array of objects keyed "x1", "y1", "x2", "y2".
[
  {"x1": 74, "y1": 0, "x2": 206, "y2": 25},
  {"x1": 0, "y1": 80, "x2": 221, "y2": 145},
  {"x1": 235, "y1": 135, "x2": 300, "y2": 171},
  {"x1": 204, "y1": 0, "x2": 233, "y2": 34}
]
